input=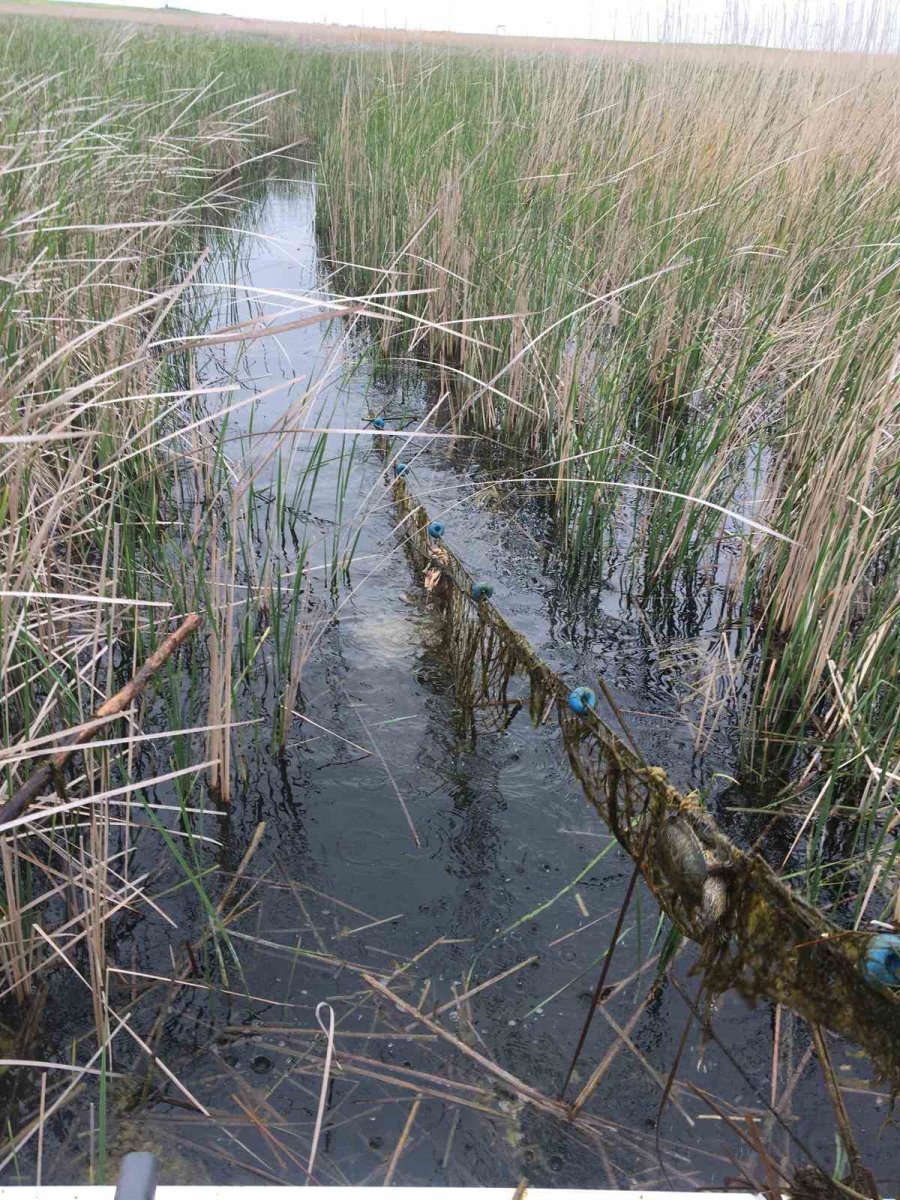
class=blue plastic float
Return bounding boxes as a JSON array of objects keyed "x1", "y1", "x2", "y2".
[
  {"x1": 568, "y1": 686, "x2": 597, "y2": 715},
  {"x1": 863, "y1": 932, "x2": 900, "y2": 988}
]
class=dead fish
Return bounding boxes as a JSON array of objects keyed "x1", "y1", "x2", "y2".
[{"x1": 656, "y1": 814, "x2": 728, "y2": 928}]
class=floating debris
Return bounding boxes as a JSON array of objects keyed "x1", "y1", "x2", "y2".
[
  {"x1": 372, "y1": 415, "x2": 386, "y2": 429},
  {"x1": 472, "y1": 582, "x2": 494, "y2": 601},
  {"x1": 394, "y1": 461, "x2": 410, "y2": 477},
  {"x1": 427, "y1": 520, "x2": 445, "y2": 538}
]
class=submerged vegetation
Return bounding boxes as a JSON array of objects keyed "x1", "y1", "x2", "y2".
[{"x1": 0, "y1": 6, "x2": 899, "y2": 1188}]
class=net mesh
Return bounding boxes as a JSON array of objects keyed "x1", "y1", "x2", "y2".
[{"x1": 392, "y1": 473, "x2": 900, "y2": 1091}]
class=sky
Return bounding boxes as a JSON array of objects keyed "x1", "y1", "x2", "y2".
[
  {"x1": 75, "y1": 0, "x2": 729, "y2": 39},
  {"x1": 60, "y1": 0, "x2": 900, "y2": 48}
]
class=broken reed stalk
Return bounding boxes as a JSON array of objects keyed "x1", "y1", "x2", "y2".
[
  {"x1": 364, "y1": 972, "x2": 569, "y2": 1118},
  {"x1": 307, "y1": 1001, "x2": 336, "y2": 1185},
  {"x1": 388, "y1": 473, "x2": 900, "y2": 1088},
  {"x1": 744, "y1": 1114, "x2": 788, "y2": 1200},
  {"x1": 809, "y1": 1024, "x2": 880, "y2": 1200},
  {"x1": 383, "y1": 1093, "x2": 422, "y2": 1185},
  {"x1": 0, "y1": 613, "x2": 202, "y2": 828},
  {"x1": 560, "y1": 858, "x2": 643, "y2": 1099}
]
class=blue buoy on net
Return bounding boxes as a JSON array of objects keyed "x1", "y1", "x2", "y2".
[
  {"x1": 471, "y1": 582, "x2": 493, "y2": 601},
  {"x1": 372, "y1": 415, "x2": 386, "y2": 430},
  {"x1": 862, "y1": 932, "x2": 900, "y2": 989},
  {"x1": 568, "y1": 686, "x2": 597, "y2": 715},
  {"x1": 427, "y1": 521, "x2": 445, "y2": 538},
  {"x1": 395, "y1": 461, "x2": 409, "y2": 477}
]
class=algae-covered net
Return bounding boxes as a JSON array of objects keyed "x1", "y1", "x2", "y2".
[{"x1": 391, "y1": 471, "x2": 900, "y2": 1093}]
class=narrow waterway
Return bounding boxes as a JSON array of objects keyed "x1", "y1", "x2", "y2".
[{"x1": 10, "y1": 177, "x2": 894, "y2": 1190}]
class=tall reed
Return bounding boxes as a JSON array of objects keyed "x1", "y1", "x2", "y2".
[
  {"x1": 315, "y1": 42, "x2": 900, "y2": 877},
  {"x1": 1, "y1": 6, "x2": 898, "y2": 996},
  {"x1": 0, "y1": 17, "x2": 312, "y2": 1010}
]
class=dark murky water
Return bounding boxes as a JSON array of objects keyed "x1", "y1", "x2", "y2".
[{"x1": 6, "y1": 179, "x2": 896, "y2": 1190}]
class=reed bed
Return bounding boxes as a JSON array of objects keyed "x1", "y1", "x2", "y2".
[
  {"x1": 314, "y1": 43, "x2": 900, "y2": 890},
  {"x1": 0, "y1": 9, "x2": 898, "y2": 1184},
  {"x1": 0, "y1": 21, "x2": 475, "y2": 1153},
  {"x1": 5, "y1": 0, "x2": 897, "y2": 911},
  {"x1": 0, "y1": 19, "x2": 313, "y2": 1028}
]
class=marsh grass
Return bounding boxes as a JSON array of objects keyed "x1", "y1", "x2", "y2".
[
  {"x1": 0, "y1": 19, "x2": 330, "y2": 1045},
  {"x1": 0, "y1": 13, "x2": 497, "y2": 1072},
  {"x1": 0, "y1": 9, "x2": 898, "y2": 1181},
  {"x1": 314, "y1": 41, "x2": 900, "y2": 896}
]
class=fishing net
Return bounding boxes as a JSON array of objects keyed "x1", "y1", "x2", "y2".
[{"x1": 392, "y1": 473, "x2": 900, "y2": 1091}]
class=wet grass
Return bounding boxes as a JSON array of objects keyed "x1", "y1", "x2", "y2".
[{"x1": 5, "y1": 0, "x2": 897, "y2": 894}]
